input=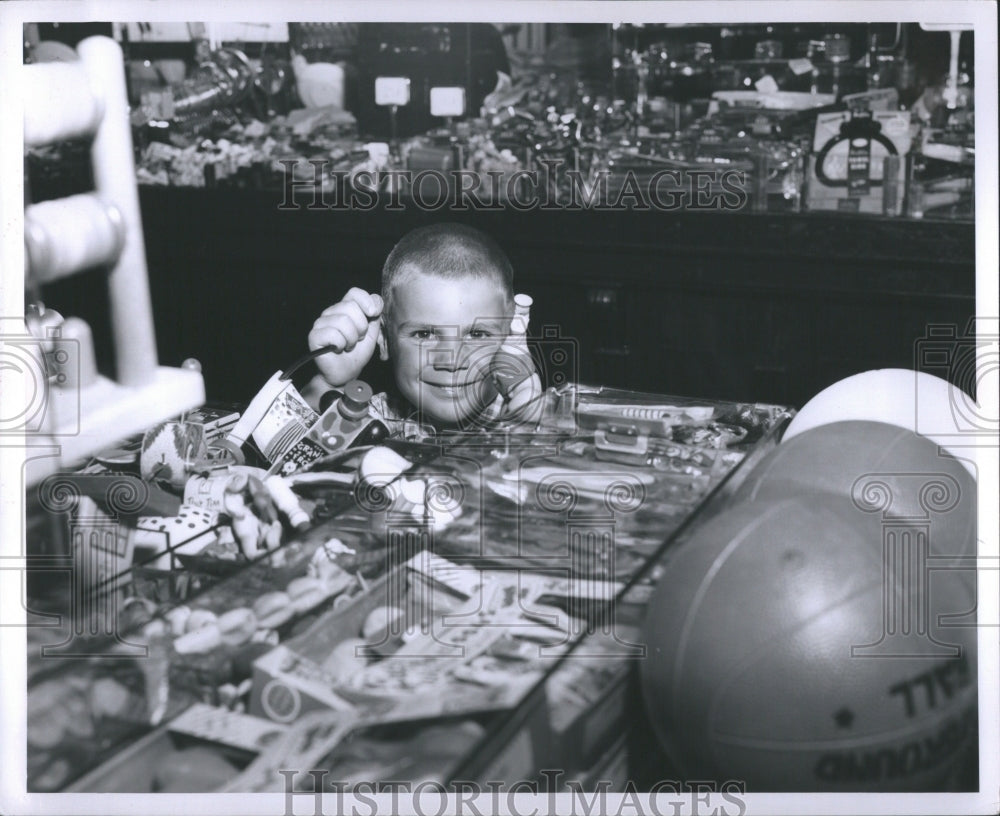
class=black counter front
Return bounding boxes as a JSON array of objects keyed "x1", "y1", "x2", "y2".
[{"x1": 111, "y1": 187, "x2": 975, "y2": 407}]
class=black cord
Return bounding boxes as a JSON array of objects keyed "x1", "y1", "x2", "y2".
[{"x1": 278, "y1": 344, "x2": 339, "y2": 381}]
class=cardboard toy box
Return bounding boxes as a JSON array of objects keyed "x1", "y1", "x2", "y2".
[
  {"x1": 573, "y1": 734, "x2": 630, "y2": 791},
  {"x1": 249, "y1": 551, "x2": 603, "y2": 726},
  {"x1": 248, "y1": 569, "x2": 387, "y2": 722},
  {"x1": 248, "y1": 551, "x2": 585, "y2": 784},
  {"x1": 543, "y1": 622, "x2": 644, "y2": 773},
  {"x1": 806, "y1": 109, "x2": 914, "y2": 216},
  {"x1": 65, "y1": 704, "x2": 286, "y2": 792}
]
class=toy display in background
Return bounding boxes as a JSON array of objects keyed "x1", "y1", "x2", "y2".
[
  {"x1": 33, "y1": 23, "x2": 953, "y2": 220},
  {"x1": 806, "y1": 108, "x2": 914, "y2": 215}
]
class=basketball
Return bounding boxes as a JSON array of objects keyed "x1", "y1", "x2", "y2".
[
  {"x1": 640, "y1": 495, "x2": 978, "y2": 791},
  {"x1": 732, "y1": 421, "x2": 978, "y2": 574},
  {"x1": 783, "y1": 369, "x2": 977, "y2": 476}
]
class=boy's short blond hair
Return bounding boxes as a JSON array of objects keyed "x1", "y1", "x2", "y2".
[{"x1": 381, "y1": 223, "x2": 515, "y2": 319}]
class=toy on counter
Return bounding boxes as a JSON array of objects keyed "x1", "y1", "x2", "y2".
[
  {"x1": 27, "y1": 526, "x2": 375, "y2": 792},
  {"x1": 572, "y1": 392, "x2": 752, "y2": 471},
  {"x1": 247, "y1": 551, "x2": 577, "y2": 738},
  {"x1": 212, "y1": 342, "x2": 388, "y2": 475},
  {"x1": 37, "y1": 354, "x2": 380, "y2": 635},
  {"x1": 639, "y1": 494, "x2": 977, "y2": 792},
  {"x1": 271, "y1": 380, "x2": 389, "y2": 476},
  {"x1": 139, "y1": 420, "x2": 208, "y2": 489},
  {"x1": 139, "y1": 542, "x2": 358, "y2": 664},
  {"x1": 131, "y1": 503, "x2": 221, "y2": 569},
  {"x1": 210, "y1": 370, "x2": 317, "y2": 466},
  {"x1": 354, "y1": 445, "x2": 464, "y2": 532},
  {"x1": 128, "y1": 461, "x2": 313, "y2": 572},
  {"x1": 357, "y1": 445, "x2": 413, "y2": 487},
  {"x1": 121, "y1": 340, "x2": 395, "y2": 570},
  {"x1": 180, "y1": 466, "x2": 314, "y2": 558}
]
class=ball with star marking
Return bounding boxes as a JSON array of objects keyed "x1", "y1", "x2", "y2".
[{"x1": 639, "y1": 494, "x2": 978, "y2": 791}]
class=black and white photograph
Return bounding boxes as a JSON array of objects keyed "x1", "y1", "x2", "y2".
[{"x1": 0, "y1": 2, "x2": 997, "y2": 815}]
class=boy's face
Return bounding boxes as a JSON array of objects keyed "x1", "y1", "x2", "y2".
[{"x1": 383, "y1": 269, "x2": 510, "y2": 428}]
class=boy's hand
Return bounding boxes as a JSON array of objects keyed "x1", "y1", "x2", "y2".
[
  {"x1": 501, "y1": 371, "x2": 545, "y2": 427},
  {"x1": 308, "y1": 288, "x2": 384, "y2": 387}
]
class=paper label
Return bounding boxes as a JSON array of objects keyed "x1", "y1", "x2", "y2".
[
  {"x1": 754, "y1": 74, "x2": 779, "y2": 94},
  {"x1": 430, "y1": 86, "x2": 466, "y2": 117},
  {"x1": 374, "y1": 76, "x2": 410, "y2": 106},
  {"x1": 788, "y1": 58, "x2": 813, "y2": 75},
  {"x1": 842, "y1": 87, "x2": 900, "y2": 112},
  {"x1": 168, "y1": 702, "x2": 288, "y2": 753},
  {"x1": 847, "y1": 134, "x2": 873, "y2": 196},
  {"x1": 249, "y1": 383, "x2": 318, "y2": 464}
]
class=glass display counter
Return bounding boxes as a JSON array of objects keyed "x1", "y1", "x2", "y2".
[{"x1": 26, "y1": 384, "x2": 791, "y2": 792}]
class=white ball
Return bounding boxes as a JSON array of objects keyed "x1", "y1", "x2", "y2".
[{"x1": 785, "y1": 369, "x2": 978, "y2": 476}]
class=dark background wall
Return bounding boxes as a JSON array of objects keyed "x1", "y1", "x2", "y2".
[{"x1": 82, "y1": 188, "x2": 976, "y2": 409}]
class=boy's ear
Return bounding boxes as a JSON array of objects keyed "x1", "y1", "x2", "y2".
[{"x1": 376, "y1": 319, "x2": 389, "y2": 361}]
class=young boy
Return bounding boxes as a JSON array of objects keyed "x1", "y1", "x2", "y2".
[{"x1": 307, "y1": 223, "x2": 542, "y2": 438}]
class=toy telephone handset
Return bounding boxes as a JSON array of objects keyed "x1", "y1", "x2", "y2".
[
  {"x1": 491, "y1": 294, "x2": 535, "y2": 399},
  {"x1": 206, "y1": 371, "x2": 291, "y2": 466}
]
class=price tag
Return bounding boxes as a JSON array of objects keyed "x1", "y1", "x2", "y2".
[
  {"x1": 430, "y1": 86, "x2": 466, "y2": 117},
  {"x1": 847, "y1": 134, "x2": 873, "y2": 196},
  {"x1": 374, "y1": 76, "x2": 411, "y2": 106},
  {"x1": 169, "y1": 703, "x2": 288, "y2": 753},
  {"x1": 842, "y1": 88, "x2": 900, "y2": 112},
  {"x1": 754, "y1": 74, "x2": 779, "y2": 94},
  {"x1": 787, "y1": 58, "x2": 813, "y2": 76}
]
